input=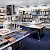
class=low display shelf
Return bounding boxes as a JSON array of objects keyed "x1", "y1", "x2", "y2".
[
  {"x1": 0, "y1": 33, "x2": 30, "y2": 50},
  {"x1": 0, "y1": 28, "x2": 22, "y2": 36}
]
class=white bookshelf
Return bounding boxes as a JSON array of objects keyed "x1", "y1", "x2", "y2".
[
  {"x1": 0, "y1": 28, "x2": 22, "y2": 36},
  {"x1": 0, "y1": 33, "x2": 30, "y2": 50}
]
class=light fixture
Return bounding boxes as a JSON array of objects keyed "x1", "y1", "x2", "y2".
[
  {"x1": 41, "y1": 4, "x2": 47, "y2": 6},
  {"x1": 26, "y1": 6, "x2": 29, "y2": 8},
  {"x1": 34, "y1": 5, "x2": 37, "y2": 7},
  {"x1": 13, "y1": 0, "x2": 15, "y2": 3},
  {"x1": 20, "y1": 7, "x2": 24, "y2": 8}
]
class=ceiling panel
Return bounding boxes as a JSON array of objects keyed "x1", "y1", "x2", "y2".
[
  {"x1": 38, "y1": 0, "x2": 50, "y2": 4},
  {"x1": 0, "y1": 0, "x2": 50, "y2": 6}
]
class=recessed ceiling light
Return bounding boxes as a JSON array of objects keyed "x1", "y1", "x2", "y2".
[
  {"x1": 26, "y1": 6, "x2": 29, "y2": 8},
  {"x1": 20, "y1": 7, "x2": 24, "y2": 8},
  {"x1": 34, "y1": 5, "x2": 37, "y2": 7}
]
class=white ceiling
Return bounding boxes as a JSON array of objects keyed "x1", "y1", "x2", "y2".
[{"x1": 0, "y1": 0, "x2": 50, "y2": 6}]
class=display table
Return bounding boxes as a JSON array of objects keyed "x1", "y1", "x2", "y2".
[
  {"x1": 16, "y1": 21, "x2": 45, "y2": 41},
  {"x1": 0, "y1": 28, "x2": 30, "y2": 50},
  {"x1": 0, "y1": 32, "x2": 30, "y2": 50},
  {"x1": 15, "y1": 21, "x2": 44, "y2": 26},
  {"x1": 26, "y1": 23, "x2": 46, "y2": 41}
]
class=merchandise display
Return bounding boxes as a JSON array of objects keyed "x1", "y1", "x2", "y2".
[
  {"x1": 17, "y1": 30, "x2": 29, "y2": 36},
  {"x1": 0, "y1": 7, "x2": 6, "y2": 27},
  {"x1": 0, "y1": 0, "x2": 50, "y2": 50},
  {"x1": 4, "y1": 36, "x2": 16, "y2": 43},
  {"x1": 12, "y1": 33, "x2": 23, "y2": 39},
  {"x1": 0, "y1": 29, "x2": 10, "y2": 35},
  {"x1": 35, "y1": 24, "x2": 45, "y2": 27},
  {"x1": 9, "y1": 32, "x2": 23, "y2": 39},
  {"x1": 0, "y1": 38, "x2": 8, "y2": 47},
  {"x1": 0, "y1": 29, "x2": 9, "y2": 34},
  {"x1": 3, "y1": 23, "x2": 14, "y2": 29},
  {"x1": 19, "y1": 15, "x2": 32, "y2": 22}
]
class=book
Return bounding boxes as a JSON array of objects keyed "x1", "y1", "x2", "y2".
[{"x1": 4, "y1": 36, "x2": 16, "y2": 43}]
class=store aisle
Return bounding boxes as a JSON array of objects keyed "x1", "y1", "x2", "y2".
[{"x1": 18, "y1": 29, "x2": 50, "y2": 50}]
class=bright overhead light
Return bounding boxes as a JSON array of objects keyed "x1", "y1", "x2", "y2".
[{"x1": 13, "y1": 0, "x2": 15, "y2": 2}]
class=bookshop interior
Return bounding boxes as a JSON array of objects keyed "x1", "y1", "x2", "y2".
[{"x1": 0, "y1": 0, "x2": 50, "y2": 50}]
